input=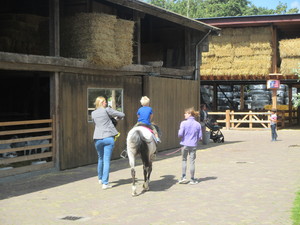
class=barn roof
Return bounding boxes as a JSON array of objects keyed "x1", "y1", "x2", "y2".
[{"x1": 105, "y1": 0, "x2": 221, "y2": 34}]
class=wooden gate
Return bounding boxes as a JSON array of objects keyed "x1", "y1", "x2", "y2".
[{"x1": 0, "y1": 119, "x2": 54, "y2": 178}]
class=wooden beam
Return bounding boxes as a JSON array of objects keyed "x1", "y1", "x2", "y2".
[{"x1": 0, "y1": 52, "x2": 194, "y2": 77}]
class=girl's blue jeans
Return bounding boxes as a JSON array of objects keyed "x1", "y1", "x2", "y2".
[
  {"x1": 271, "y1": 124, "x2": 277, "y2": 141},
  {"x1": 94, "y1": 137, "x2": 115, "y2": 184}
]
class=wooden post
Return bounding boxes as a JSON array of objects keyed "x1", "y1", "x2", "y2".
[
  {"x1": 271, "y1": 25, "x2": 278, "y2": 74},
  {"x1": 231, "y1": 110, "x2": 234, "y2": 128},
  {"x1": 225, "y1": 109, "x2": 230, "y2": 130},
  {"x1": 213, "y1": 83, "x2": 217, "y2": 111},
  {"x1": 272, "y1": 89, "x2": 277, "y2": 109},
  {"x1": 133, "y1": 12, "x2": 142, "y2": 64},
  {"x1": 288, "y1": 85, "x2": 292, "y2": 125},
  {"x1": 49, "y1": 0, "x2": 60, "y2": 56},
  {"x1": 281, "y1": 111, "x2": 285, "y2": 128},
  {"x1": 240, "y1": 85, "x2": 244, "y2": 110},
  {"x1": 249, "y1": 110, "x2": 253, "y2": 129},
  {"x1": 267, "y1": 110, "x2": 271, "y2": 128}
]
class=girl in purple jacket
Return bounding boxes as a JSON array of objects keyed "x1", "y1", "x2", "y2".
[{"x1": 178, "y1": 107, "x2": 202, "y2": 184}]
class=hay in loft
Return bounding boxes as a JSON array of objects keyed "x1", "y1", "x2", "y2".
[
  {"x1": 279, "y1": 38, "x2": 300, "y2": 75},
  {"x1": 0, "y1": 14, "x2": 47, "y2": 54},
  {"x1": 200, "y1": 26, "x2": 273, "y2": 77},
  {"x1": 114, "y1": 18, "x2": 135, "y2": 66},
  {"x1": 279, "y1": 38, "x2": 300, "y2": 58},
  {"x1": 280, "y1": 58, "x2": 300, "y2": 75},
  {"x1": 61, "y1": 13, "x2": 134, "y2": 68}
]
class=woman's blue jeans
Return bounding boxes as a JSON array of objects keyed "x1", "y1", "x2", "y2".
[{"x1": 94, "y1": 137, "x2": 115, "y2": 185}]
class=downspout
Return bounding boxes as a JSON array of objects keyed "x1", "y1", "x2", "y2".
[{"x1": 195, "y1": 29, "x2": 212, "y2": 80}]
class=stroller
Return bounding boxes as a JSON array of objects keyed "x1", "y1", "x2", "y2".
[{"x1": 205, "y1": 120, "x2": 224, "y2": 143}]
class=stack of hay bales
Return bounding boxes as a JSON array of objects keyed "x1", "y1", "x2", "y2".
[
  {"x1": 201, "y1": 27, "x2": 273, "y2": 77},
  {"x1": 279, "y1": 38, "x2": 300, "y2": 75},
  {"x1": 0, "y1": 14, "x2": 48, "y2": 55},
  {"x1": 61, "y1": 13, "x2": 134, "y2": 68}
]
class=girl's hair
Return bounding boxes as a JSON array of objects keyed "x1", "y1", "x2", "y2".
[
  {"x1": 94, "y1": 96, "x2": 106, "y2": 109},
  {"x1": 140, "y1": 96, "x2": 150, "y2": 106},
  {"x1": 185, "y1": 107, "x2": 200, "y2": 117}
]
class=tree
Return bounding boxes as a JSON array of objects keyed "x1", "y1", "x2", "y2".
[{"x1": 145, "y1": 0, "x2": 299, "y2": 18}]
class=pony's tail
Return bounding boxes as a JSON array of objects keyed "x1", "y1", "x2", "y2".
[{"x1": 131, "y1": 130, "x2": 150, "y2": 167}]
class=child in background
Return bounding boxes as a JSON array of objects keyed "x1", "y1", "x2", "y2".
[
  {"x1": 178, "y1": 107, "x2": 202, "y2": 185},
  {"x1": 136, "y1": 96, "x2": 161, "y2": 143},
  {"x1": 270, "y1": 108, "x2": 278, "y2": 141}
]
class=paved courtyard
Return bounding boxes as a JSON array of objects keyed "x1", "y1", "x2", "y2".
[{"x1": 1, "y1": 128, "x2": 300, "y2": 225}]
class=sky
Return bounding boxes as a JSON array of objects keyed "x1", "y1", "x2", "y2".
[{"x1": 250, "y1": 0, "x2": 300, "y2": 10}]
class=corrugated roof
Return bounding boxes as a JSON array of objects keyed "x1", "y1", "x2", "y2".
[{"x1": 197, "y1": 13, "x2": 300, "y2": 28}]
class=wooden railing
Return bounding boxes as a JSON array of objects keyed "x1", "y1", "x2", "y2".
[
  {"x1": 208, "y1": 110, "x2": 298, "y2": 130},
  {"x1": 0, "y1": 119, "x2": 54, "y2": 178}
]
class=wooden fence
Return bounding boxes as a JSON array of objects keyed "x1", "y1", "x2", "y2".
[
  {"x1": 0, "y1": 119, "x2": 54, "y2": 178},
  {"x1": 208, "y1": 110, "x2": 298, "y2": 130}
]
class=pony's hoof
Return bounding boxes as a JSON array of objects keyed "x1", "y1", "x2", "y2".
[
  {"x1": 143, "y1": 184, "x2": 149, "y2": 191},
  {"x1": 132, "y1": 192, "x2": 137, "y2": 197}
]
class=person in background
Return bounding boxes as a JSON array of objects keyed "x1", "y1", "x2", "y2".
[
  {"x1": 135, "y1": 96, "x2": 161, "y2": 143},
  {"x1": 200, "y1": 104, "x2": 209, "y2": 145},
  {"x1": 92, "y1": 96, "x2": 125, "y2": 190},
  {"x1": 270, "y1": 108, "x2": 278, "y2": 141},
  {"x1": 178, "y1": 107, "x2": 202, "y2": 185}
]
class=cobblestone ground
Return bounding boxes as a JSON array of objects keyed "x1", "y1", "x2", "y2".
[{"x1": 1, "y1": 129, "x2": 300, "y2": 225}]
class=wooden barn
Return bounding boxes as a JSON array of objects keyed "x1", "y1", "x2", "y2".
[
  {"x1": 197, "y1": 14, "x2": 300, "y2": 129},
  {"x1": 0, "y1": 0, "x2": 220, "y2": 177}
]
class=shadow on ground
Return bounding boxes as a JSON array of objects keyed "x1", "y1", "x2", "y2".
[{"x1": 0, "y1": 139, "x2": 236, "y2": 200}]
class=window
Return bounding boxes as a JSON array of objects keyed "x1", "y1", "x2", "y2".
[{"x1": 87, "y1": 88, "x2": 123, "y2": 122}]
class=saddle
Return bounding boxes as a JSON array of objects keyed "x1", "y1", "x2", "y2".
[{"x1": 136, "y1": 123, "x2": 154, "y2": 133}]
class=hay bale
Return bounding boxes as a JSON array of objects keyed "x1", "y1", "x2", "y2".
[
  {"x1": 114, "y1": 18, "x2": 135, "y2": 66},
  {"x1": 234, "y1": 47, "x2": 253, "y2": 56},
  {"x1": 0, "y1": 14, "x2": 47, "y2": 54},
  {"x1": 200, "y1": 26, "x2": 273, "y2": 76},
  {"x1": 61, "y1": 13, "x2": 118, "y2": 66},
  {"x1": 61, "y1": 13, "x2": 134, "y2": 68},
  {"x1": 279, "y1": 38, "x2": 300, "y2": 58},
  {"x1": 280, "y1": 58, "x2": 300, "y2": 75}
]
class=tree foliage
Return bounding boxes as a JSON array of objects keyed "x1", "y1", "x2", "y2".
[{"x1": 145, "y1": 0, "x2": 299, "y2": 18}]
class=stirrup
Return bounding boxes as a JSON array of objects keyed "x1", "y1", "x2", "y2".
[{"x1": 120, "y1": 149, "x2": 128, "y2": 159}]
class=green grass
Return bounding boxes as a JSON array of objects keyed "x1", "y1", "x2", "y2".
[{"x1": 292, "y1": 190, "x2": 300, "y2": 225}]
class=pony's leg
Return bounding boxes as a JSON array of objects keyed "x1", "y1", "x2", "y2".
[
  {"x1": 142, "y1": 165, "x2": 150, "y2": 191},
  {"x1": 131, "y1": 168, "x2": 137, "y2": 196},
  {"x1": 148, "y1": 161, "x2": 153, "y2": 182},
  {"x1": 128, "y1": 150, "x2": 137, "y2": 196}
]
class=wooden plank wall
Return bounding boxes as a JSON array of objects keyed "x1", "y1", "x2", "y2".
[
  {"x1": 143, "y1": 76, "x2": 200, "y2": 151},
  {"x1": 59, "y1": 73, "x2": 142, "y2": 170}
]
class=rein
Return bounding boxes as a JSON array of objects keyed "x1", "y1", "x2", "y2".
[{"x1": 163, "y1": 147, "x2": 182, "y2": 156}]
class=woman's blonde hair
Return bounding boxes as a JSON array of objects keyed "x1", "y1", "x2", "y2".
[
  {"x1": 140, "y1": 96, "x2": 150, "y2": 106},
  {"x1": 94, "y1": 96, "x2": 106, "y2": 109},
  {"x1": 185, "y1": 107, "x2": 199, "y2": 117}
]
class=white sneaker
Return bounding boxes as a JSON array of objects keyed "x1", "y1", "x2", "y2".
[
  {"x1": 189, "y1": 179, "x2": 199, "y2": 185},
  {"x1": 178, "y1": 177, "x2": 187, "y2": 184},
  {"x1": 102, "y1": 184, "x2": 112, "y2": 190},
  {"x1": 98, "y1": 180, "x2": 102, "y2": 184}
]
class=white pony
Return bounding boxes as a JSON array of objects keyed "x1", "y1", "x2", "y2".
[{"x1": 126, "y1": 126, "x2": 157, "y2": 196}]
